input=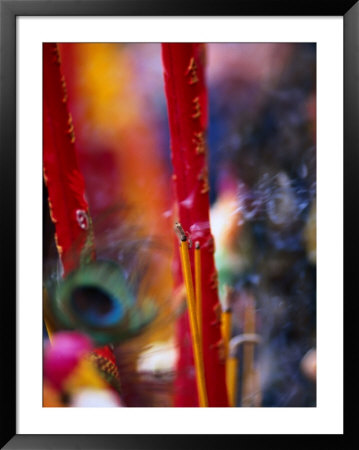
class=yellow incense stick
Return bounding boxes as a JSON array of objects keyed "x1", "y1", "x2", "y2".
[
  {"x1": 43, "y1": 289, "x2": 54, "y2": 344},
  {"x1": 44, "y1": 318, "x2": 54, "y2": 344},
  {"x1": 222, "y1": 311, "x2": 231, "y2": 359},
  {"x1": 194, "y1": 242, "x2": 202, "y2": 341},
  {"x1": 226, "y1": 356, "x2": 238, "y2": 407},
  {"x1": 222, "y1": 311, "x2": 232, "y2": 404},
  {"x1": 221, "y1": 285, "x2": 232, "y2": 358},
  {"x1": 179, "y1": 237, "x2": 208, "y2": 407},
  {"x1": 221, "y1": 286, "x2": 233, "y2": 404}
]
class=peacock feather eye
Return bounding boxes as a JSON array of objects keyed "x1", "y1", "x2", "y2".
[
  {"x1": 51, "y1": 260, "x2": 157, "y2": 345},
  {"x1": 70, "y1": 285, "x2": 123, "y2": 327}
]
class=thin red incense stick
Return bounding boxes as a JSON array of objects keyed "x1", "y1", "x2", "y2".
[
  {"x1": 43, "y1": 43, "x2": 94, "y2": 276},
  {"x1": 162, "y1": 43, "x2": 229, "y2": 407}
]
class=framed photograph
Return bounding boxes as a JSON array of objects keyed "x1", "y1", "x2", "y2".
[{"x1": 1, "y1": 0, "x2": 356, "y2": 448}]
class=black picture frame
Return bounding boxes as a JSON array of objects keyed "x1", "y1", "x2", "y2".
[{"x1": 1, "y1": 1, "x2": 356, "y2": 448}]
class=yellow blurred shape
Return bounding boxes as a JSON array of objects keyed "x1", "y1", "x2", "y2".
[{"x1": 63, "y1": 356, "x2": 108, "y2": 394}]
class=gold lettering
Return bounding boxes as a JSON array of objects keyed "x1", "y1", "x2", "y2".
[
  {"x1": 198, "y1": 167, "x2": 209, "y2": 194},
  {"x1": 51, "y1": 46, "x2": 61, "y2": 66},
  {"x1": 61, "y1": 76, "x2": 68, "y2": 103},
  {"x1": 67, "y1": 114, "x2": 75, "y2": 144},
  {"x1": 191, "y1": 97, "x2": 201, "y2": 119},
  {"x1": 185, "y1": 57, "x2": 199, "y2": 84},
  {"x1": 193, "y1": 131, "x2": 206, "y2": 155}
]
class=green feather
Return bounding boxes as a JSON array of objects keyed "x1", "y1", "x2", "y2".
[{"x1": 51, "y1": 260, "x2": 157, "y2": 345}]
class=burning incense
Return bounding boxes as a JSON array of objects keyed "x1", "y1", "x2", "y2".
[
  {"x1": 176, "y1": 226, "x2": 208, "y2": 407},
  {"x1": 162, "y1": 43, "x2": 228, "y2": 407}
]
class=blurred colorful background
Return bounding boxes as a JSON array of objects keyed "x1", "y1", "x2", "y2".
[{"x1": 43, "y1": 43, "x2": 316, "y2": 407}]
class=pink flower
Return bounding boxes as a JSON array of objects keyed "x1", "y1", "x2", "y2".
[{"x1": 44, "y1": 331, "x2": 93, "y2": 390}]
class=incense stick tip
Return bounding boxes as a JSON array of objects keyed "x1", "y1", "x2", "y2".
[{"x1": 174, "y1": 222, "x2": 187, "y2": 242}]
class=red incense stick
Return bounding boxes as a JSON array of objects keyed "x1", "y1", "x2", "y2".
[
  {"x1": 43, "y1": 44, "x2": 120, "y2": 394},
  {"x1": 43, "y1": 43, "x2": 94, "y2": 276},
  {"x1": 162, "y1": 43, "x2": 229, "y2": 407}
]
